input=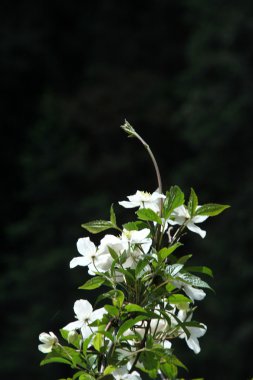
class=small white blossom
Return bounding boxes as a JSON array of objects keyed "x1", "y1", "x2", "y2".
[
  {"x1": 177, "y1": 310, "x2": 207, "y2": 354},
  {"x1": 119, "y1": 190, "x2": 165, "y2": 213},
  {"x1": 38, "y1": 331, "x2": 58, "y2": 353},
  {"x1": 70, "y1": 237, "x2": 98, "y2": 268},
  {"x1": 63, "y1": 299, "x2": 106, "y2": 340},
  {"x1": 112, "y1": 366, "x2": 142, "y2": 380},
  {"x1": 168, "y1": 205, "x2": 209, "y2": 238},
  {"x1": 121, "y1": 228, "x2": 152, "y2": 269}
]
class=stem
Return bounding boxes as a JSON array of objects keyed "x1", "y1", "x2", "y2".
[
  {"x1": 121, "y1": 121, "x2": 163, "y2": 216},
  {"x1": 129, "y1": 319, "x2": 151, "y2": 373}
]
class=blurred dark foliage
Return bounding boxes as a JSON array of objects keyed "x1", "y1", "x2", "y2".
[{"x1": 1, "y1": 1, "x2": 253, "y2": 379}]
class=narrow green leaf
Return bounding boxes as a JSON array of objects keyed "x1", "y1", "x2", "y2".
[
  {"x1": 81, "y1": 220, "x2": 116, "y2": 234},
  {"x1": 136, "y1": 208, "x2": 162, "y2": 224},
  {"x1": 159, "y1": 242, "x2": 182, "y2": 260},
  {"x1": 185, "y1": 266, "x2": 213, "y2": 277},
  {"x1": 40, "y1": 352, "x2": 71, "y2": 366},
  {"x1": 110, "y1": 204, "x2": 117, "y2": 226},
  {"x1": 108, "y1": 246, "x2": 119, "y2": 262},
  {"x1": 135, "y1": 256, "x2": 150, "y2": 279},
  {"x1": 188, "y1": 188, "x2": 198, "y2": 217},
  {"x1": 177, "y1": 254, "x2": 192, "y2": 264},
  {"x1": 195, "y1": 203, "x2": 230, "y2": 216},
  {"x1": 117, "y1": 315, "x2": 147, "y2": 338},
  {"x1": 79, "y1": 277, "x2": 105, "y2": 290},
  {"x1": 163, "y1": 186, "x2": 185, "y2": 219}
]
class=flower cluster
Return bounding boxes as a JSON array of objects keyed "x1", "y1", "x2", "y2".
[{"x1": 38, "y1": 123, "x2": 229, "y2": 380}]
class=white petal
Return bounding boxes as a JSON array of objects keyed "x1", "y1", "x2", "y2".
[
  {"x1": 74, "y1": 299, "x2": 93, "y2": 320},
  {"x1": 129, "y1": 228, "x2": 150, "y2": 242},
  {"x1": 189, "y1": 325, "x2": 207, "y2": 338},
  {"x1": 77, "y1": 237, "x2": 96, "y2": 255},
  {"x1": 192, "y1": 215, "x2": 209, "y2": 223},
  {"x1": 150, "y1": 191, "x2": 166, "y2": 201},
  {"x1": 63, "y1": 320, "x2": 83, "y2": 331},
  {"x1": 70, "y1": 256, "x2": 91, "y2": 268},
  {"x1": 173, "y1": 205, "x2": 189, "y2": 218},
  {"x1": 39, "y1": 332, "x2": 51, "y2": 344},
  {"x1": 90, "y1": 307, "x2": 106, "y2": 322},
  {"x1": 183, "y1": 285, "x2": 206, "y2": 301},
  {"x1": 187, "y1": 222, "x2": 206, "y2": 238},
  {"x1": 163, "y1": 340, "x2": 172, "y2": 349},
  {"x1": 38, "y1": 343, "x2": 52, "y2": 353},
  {"x1": 81, "y1": 324, "x2": 95, "y2": 340},
  {"x1": 118, "y1": 200, "x2": 139, "y2": 208},
  {"x1": 185, "y1": 335, "x2": 201, "y2": 354}
]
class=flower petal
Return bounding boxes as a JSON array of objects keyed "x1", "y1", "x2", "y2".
[
  {"x1": 183, "y1": 285, "x2": 206, "y2": 301},
  {"x1": 70, "y1": 256, "x2": 91, "y2": 268},
  {"x1": 74, "y1": 299, "x2": 93, "y2": 320},
  {"x1": 77, "y1": 237, "x2": 96, "y2": 255},
  {"x1": 63, "y1": 320, "x2": 83, "y2": 332},
  {"x1": 187, "y1": 222, "x2": 206, "y2": 238},
  {"x1": 90, "y1": 307, "x2": 106, "y2": 322}
]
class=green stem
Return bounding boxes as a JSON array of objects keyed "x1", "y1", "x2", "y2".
[{"x1": 121, "y1": 121, "x2": 163, "y2": 216}]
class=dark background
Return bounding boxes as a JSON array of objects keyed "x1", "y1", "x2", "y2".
[{"x1": 1, "y1": 1, "x2": 253, "y2": 379}]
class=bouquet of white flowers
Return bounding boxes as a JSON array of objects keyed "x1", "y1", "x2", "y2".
[{"x1": 39, "y1": 121, "x2": 229, "y2": 380}]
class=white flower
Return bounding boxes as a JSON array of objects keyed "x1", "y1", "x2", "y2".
[
  {"x1": 63, "y1": 299, "x2": 106, "y2": 340},
  {"x1": 38, "y1": 331, "x2": 58, "y2": 353},
  {"x1": 172, "y1": 278, "x2": 206, "y2": 302},
  {"x1": 177, "y1": 310, "x2": 207, "y2": 354},
  {"x1": 70, "y1": 237, "x2": 97, "y2": 268},
  {"x1": 168, "y1": 205, "x2": 209, "y2": 238},
  {"x1": 119, "y1": 190, "x2": 166, "y2": 213},
  {"x1": 112, "y1": 366, "x2": 142, "y2": 380},
  {"x1": 70, "y1": 237, "x2": 113, "y2": 276},
  {"x1": 121, "y1": 228, "x2": 152, "y2": 269}
]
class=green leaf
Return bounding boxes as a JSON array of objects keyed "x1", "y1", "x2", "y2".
[
  {"x1": 123, "y1": 221, "x2": 146, "y2": 230},
  {"x1": 185, "y1": 266, "x2": 213, "y2": 277},
  {"x1": 188, "y1": 188, "x2": 198, "y2": 217},
  {"x1": 167, "y1": 294, "x2": 192, "y2": 304},
  {"x1": 40, "y1": 352, "x2": 71, "y2": 366},
  {"x1": 135, "y1": 256, "x2": 150, "y2": 279},
  {"x1": 104, "y1": 365, "x2": 116, "y2": 375},
  {"x1": 163, "y1": 185, "x2": 185, "y2": 219},
  {"x1": 79, "y1": 374, "x2": 96, "y2": 380},
  {"x1": 166, "y1": 264, "x2": 184, "y2": 277},
  {"x1": 81, "y1": 220, "x2": 117, "y2": 234},
  {"x1": 178, "y1": 272, "x2": 212, "y2": 289},
  {"x1": 177, "y1": 254, "x2": 192, "y2": 264},
  {"x1": 108, "y1": 246, "x2": 119, "y2": 262},
  {"x1": 79, "y1": 277, "x2": 105, "y2": 290},
  {"x1": 96, "y1": 289, "x2": 124, "y2": 308},
  {"x1": 104, "y1": 304, "x2": 119, "y2": 317},
  {"x1": 125, "y1": 303, "x2": 147, "y2": 313},
  {"x1": 136, "y1": 208, "x2": 162, "y2": 224},
  {"x1": 195, "y1": 203, "x2": 230, "y2": 216},
  {"x1": 159, "y1": 242, "x2": 182, "y2": 260},
  {"x1": 110, "y1": 204, "x2": 117, "y2": 226},
  {"x1": 93, "y1": 332, "x2": 103, "y2": 352},
  {"x1": 160, "y1": 363, "x2": 178, "y2": 379},
  {"x1": 117, "y1": 315, "x2": 147, "y2": 338}
]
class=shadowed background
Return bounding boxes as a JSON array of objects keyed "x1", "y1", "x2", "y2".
[{"x1": 1, "y1": 1, "x2": 253, "y2": 379}]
